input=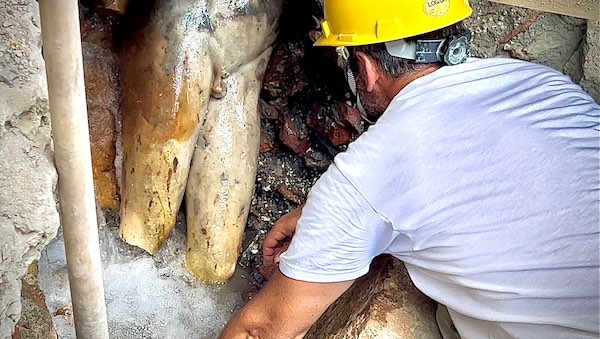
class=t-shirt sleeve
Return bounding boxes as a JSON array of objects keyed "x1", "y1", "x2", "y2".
[{"x1": 278, "y1": 163, "x2": 396, "y2": 283}]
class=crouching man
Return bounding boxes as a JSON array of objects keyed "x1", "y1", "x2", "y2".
[{"x1": 221, "y1": 0, "x2": 600, "y2": 337}]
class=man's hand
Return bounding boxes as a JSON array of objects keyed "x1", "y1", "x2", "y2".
[
  {"x1": 262, "y1": 206, "x2": 303, "y2": 266},
  {"x1": 220, "y1": 269, "x2": 354, "y2": 339}
]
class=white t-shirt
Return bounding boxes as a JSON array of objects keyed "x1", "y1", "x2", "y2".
[{"x1": 279, "y1": 58, "x2": 600, "y2": 338}]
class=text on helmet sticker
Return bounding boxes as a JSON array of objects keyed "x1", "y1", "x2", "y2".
[{"x1": 424, "y1": 0, "x2": 450, "y2": 17}]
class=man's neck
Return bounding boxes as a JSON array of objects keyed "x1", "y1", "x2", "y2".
[{"x1": 383, "y1": 65, "x2": 441, "y2": 103}]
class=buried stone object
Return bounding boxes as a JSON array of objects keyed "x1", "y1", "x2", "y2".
[{"x1": 118, "y1": 0, "x2": 281, "y2": 282}]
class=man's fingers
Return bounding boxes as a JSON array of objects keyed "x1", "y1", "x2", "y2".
[
  {"x1": 263, "y1": 229, "x2": 288, "y2": 248},
  {"x1": 262, "y1": 206, "x2": 302, "y2": 265},
  {"x1": 273, "y1": 240, "x2": 291, "y2": 263},
  {"x1": 263, "y1": 228, "x2": 294, "y2": 258}
]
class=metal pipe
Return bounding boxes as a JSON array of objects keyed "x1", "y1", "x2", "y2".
[{"x1": 39, "y1": 1, "x2": 109, "y2": 338}]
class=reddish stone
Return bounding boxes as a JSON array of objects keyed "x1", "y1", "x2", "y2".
[
  {"x1": 279, "y1": 114, "x2": 310, "y2": 156},
  {"x1": 326, "y1": 123, "x2": 353, "y2": 146},
  {"x1": 260, "y1": 132, "x2": 276, "y2": 153},
  {"x1": 100, "y1": 0, "x2": 130, "y2": 16},
  {"x1": 263, "y1": 46, "x2": 287, "y2": 92},
  {"x1": 263, "y1": 42, "x2": 307, "y2": 99},
  {"x1": 337, "y1": 101, "x2": 364, "y2": 134},
  {"x1": 278, "y1": 184, "x2": 305, "y2": 205}
]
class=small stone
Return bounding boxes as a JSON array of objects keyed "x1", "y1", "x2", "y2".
[
  {"x1": 326, "y1": 123, "x2": 353, "y2": 146},
  {"x1": 259, "y1": 99, "x2": 280, "y2": 120},
  {"x1": 305, "y1": 148, "x2": 332, "y2": 171},
  {"x1": 279, "y1": 113, "x2": 310, "y2": 156},
  {"x1": 337, "y1": 101, "x2": 364, "y2": 134},
  {"x1": 259, "y1": 131, "x2": 276, "y2": 153},
  {"x1": 278, "y1": 184, "x2": 305, "y2": 205}
]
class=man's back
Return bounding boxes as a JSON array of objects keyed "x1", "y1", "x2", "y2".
[{"x1": 280, "y1": 58, "x2": 600, "y2": 337}]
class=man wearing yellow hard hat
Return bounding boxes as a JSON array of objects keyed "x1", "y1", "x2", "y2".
[{"x1": 222, "y1": 0, "x2": 600, "y2": 337}]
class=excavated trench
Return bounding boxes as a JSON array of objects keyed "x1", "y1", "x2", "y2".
[{"x1": 12, "y1": 0, "x2": 597, "y2": 337}]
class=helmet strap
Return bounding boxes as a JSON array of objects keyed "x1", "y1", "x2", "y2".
[{"x1": 336, "y1": 47, "x2": 376, "y2": 125}]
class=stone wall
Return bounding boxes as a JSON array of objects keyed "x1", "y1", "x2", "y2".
[
  {"x1": 467, "y1": 1, "x2": 599, "y2": 103},
  {"x1": 0, "y1": 1, "x2": 60, "y2": 338},
  {"x1": 580, "y1": 21, "x2": 600, "y2": 101}
]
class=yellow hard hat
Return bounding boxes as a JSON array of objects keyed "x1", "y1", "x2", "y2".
[{"x1": 315, "y1": 0, "x2": 473, "y2": 47}]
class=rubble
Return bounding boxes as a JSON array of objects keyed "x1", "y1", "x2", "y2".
[
  {"x1": 278, "y1": 184, "x2": 306, "y2": 205},
  {"x1": 279, "y1": 111, "x2": 312, "y2": 155},
  {"x1": 13, "y1": 263, "x2": 57, "y2": 339}
]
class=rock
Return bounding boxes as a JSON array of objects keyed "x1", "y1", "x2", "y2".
[
  {"x1": 99, "y1": 0, "x2": 130, "y2": 16},
  {"x1": 279, "y1": 110, "x2": 311, "y2": 156},
  {"x1": 0, "y1": 1, "x2": 60, "y2": 337},
  {"x1": 304, "y1": 148, "x2": 332, "y2": 171},
  {"x1": 263, "y1": 47, "x2": 288, "y2": 98},
  {"x1": 263, "y1": 42, "x2": 307, "y2": 99},
  {"x1": 14, "y1": 262, "x2": 57, "y2": 339},
  {"x1": 83, "y1": 42, "x2": 121, "y2": 210},
  {"x1": 337, "y1": 102, "x2": 364, "y2": 134},
  {"x1": 260, "y1": 99, "x2": 280, "y2": 120},
  {"x1": 278, "y1": 184, "x2": 305, "y2": 205},
  {"x1": 519, "y1": 16, "x2": 586, "y2": 73},
  {"x1": 260, "y1": 133, "x2": 276, "y2": 153},
  {"x1": 326, "y1": 124, "x2": 353, "y2": 146},
  {"x1": 580, "y1": 21, "x2": 600, "y2": 102},
  {"x1": 306, "y1": 256, "x2": 441, "y2": 339},
  {"x1": 259, "y1": 119, "x2": 278, "y2": 154}
]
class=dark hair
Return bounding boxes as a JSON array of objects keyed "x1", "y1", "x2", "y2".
[{"x1": 347, "y1": 21, "x2": 468, "y2": 78}]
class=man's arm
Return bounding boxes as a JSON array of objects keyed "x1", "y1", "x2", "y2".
[{"x1": 220, "y1": 269, "x2": 353, "y2": 339}]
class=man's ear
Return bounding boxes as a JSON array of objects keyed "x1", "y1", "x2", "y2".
[{"x1": 355, "y1": 51, "x2": 381, "y2": 92}]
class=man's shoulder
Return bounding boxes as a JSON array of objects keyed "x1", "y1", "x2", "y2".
[{"x1": 396, "y1": 57, "x2": 573, "y2": 102}]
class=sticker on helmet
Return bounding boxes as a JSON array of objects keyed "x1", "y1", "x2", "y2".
[{"x1": 424, "y1": 0, "x2": 450, "y2": 17}]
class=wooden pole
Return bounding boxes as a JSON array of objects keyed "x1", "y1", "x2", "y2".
[{"x1": 39, "y1": 0, "x2": 109, "y2": 338}]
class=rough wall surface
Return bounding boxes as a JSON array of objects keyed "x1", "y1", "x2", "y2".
[
  {"x1": 467, "y1": 0, "x2": 597, "y2": 102},
  {"x1": 467, "y1": 1, "x2": 586, "y2": 77},
  {"x1": 0, "y1": 1, "x2": 60, "y2": 338},
  {"x1": 580, "y1": 21, "x2": 600, "y2": 102},
  {"x1": 83, "y1": 41, "x2": 121, "y2": 210}
]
